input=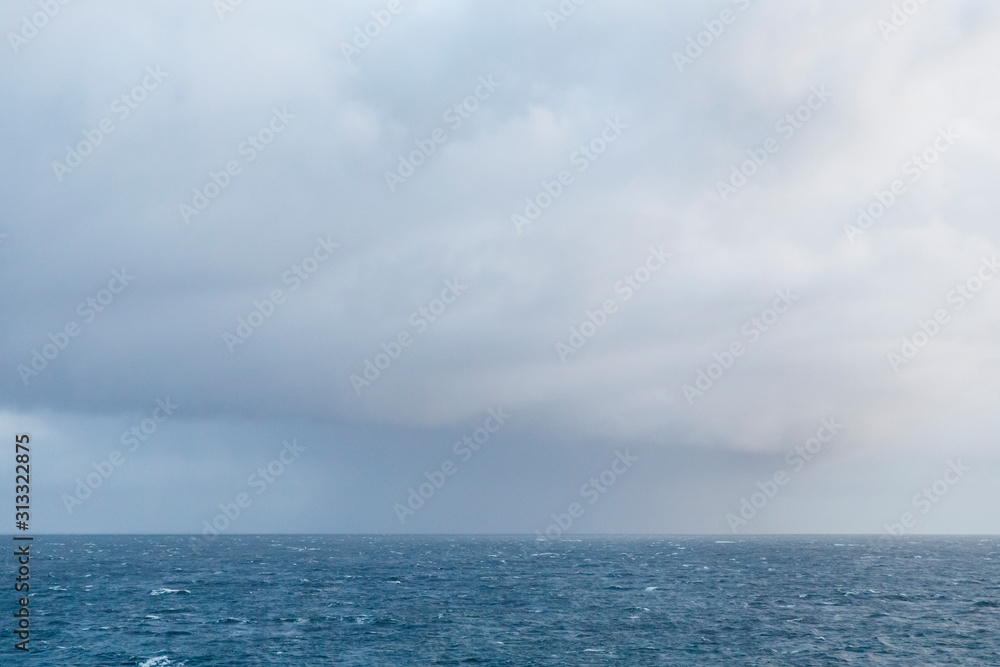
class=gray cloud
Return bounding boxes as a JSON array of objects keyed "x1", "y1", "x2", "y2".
[{"x1": 2, "y1": 0, "x2": 999, "y2": 535}]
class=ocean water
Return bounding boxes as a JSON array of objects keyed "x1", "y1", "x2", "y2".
[{"x1": 6, "y1": 535, "x2": 999, "y2": 665}]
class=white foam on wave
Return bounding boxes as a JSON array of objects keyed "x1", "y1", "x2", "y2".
[
  {"x1": 139, "y1": 657, "x2": 175, "y2": 667},
  {"x1": 149, "y1": 588, "x2": 191, "y2": 596}
]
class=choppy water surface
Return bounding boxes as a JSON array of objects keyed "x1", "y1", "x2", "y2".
[{"x1": 6, "y1": 535, "x2": 999, "y2": 665}]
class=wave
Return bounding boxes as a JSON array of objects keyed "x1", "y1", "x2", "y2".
[{"x1": 139, "y1": 657, "x2": 177, "y2": 667}]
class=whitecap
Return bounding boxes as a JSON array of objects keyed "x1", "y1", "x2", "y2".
[
  {"x1": 149, "y1": 588, "x2": 191, "y2": 596},
  {"x1": 644, "y1": 586, "x2": 658, "y2": 591},
  {"x1": 139, "y1": 657, "x2": 173, "y2": 667}
]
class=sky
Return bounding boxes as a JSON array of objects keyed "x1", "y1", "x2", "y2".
[{"x1": 1, "y1": 0, "x2": 998, "y2": 536}]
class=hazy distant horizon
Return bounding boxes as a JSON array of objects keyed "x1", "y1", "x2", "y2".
[{"x1": 7, "y1": 533, "x2": 998, "y2": 537}]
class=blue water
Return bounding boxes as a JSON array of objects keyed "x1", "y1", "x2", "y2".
[{"x1": 5, "y1": 535, "x2": 999, "y2": 665}]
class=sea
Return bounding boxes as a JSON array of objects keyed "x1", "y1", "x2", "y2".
[{"x1": 4, "y1": 535, "x2": 998, "y2": 665}]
